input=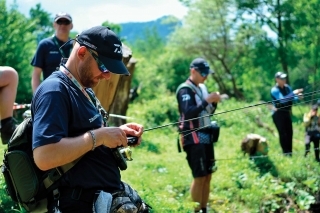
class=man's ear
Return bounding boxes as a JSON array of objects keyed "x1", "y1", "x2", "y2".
[
  {"x1": 77, "y1": 46, "x2": 87, "y2": 60},
  {"x1": 70, "y1": 23, "x2": 73, "y2": 30}
]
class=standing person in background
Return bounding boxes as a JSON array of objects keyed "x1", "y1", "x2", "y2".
[
  {"x1": 0, "y1": 66, "x2": 18, "y2": 144},
  {"x1": 303, "y1": 104, "x2": 320, "y2": 163},
  {"x1": 31, "y1": 12, "x2": 73, "y2": 93},
  {"x1": 271, "y1": 71, "x2": 303, "y2": 156},
  {"x1": 176, "y1": 58, "x2": 220, "y2": 213}
]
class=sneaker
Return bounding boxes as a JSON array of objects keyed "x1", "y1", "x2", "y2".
[{"x1": 0, "y1": 118, "x2": 17, "y2": 145}]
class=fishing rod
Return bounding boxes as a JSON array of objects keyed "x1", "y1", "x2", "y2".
[
  {"x1": 180, "y1": 95, "x2": 318, "y2": 138},
  {"x1": 144, "y1": 89, "x2": 320, "y2": 132}
]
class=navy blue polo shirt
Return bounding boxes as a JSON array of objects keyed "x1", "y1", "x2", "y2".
[
  {"x1": 31, "y1": 36, "x2": 73, "y2": 79},
  {"x1": 31, "y1": 71, "x2": 121, "y2": 191}
]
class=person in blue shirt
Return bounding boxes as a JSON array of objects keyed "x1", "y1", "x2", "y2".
[
  {"x1": 271, "y1": 71, "x2": 303, "y2": 156},
  {"x1": 0, "y1": 66, "x2": 18, "y2": 144},
  {"x1": 31, "y1": 26, "x2": 149, "y2": 212},
  {"x1": 30, "y1": 12, "x2": 73, "y2": 93}
]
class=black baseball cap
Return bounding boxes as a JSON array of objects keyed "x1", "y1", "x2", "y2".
[
  {"x1": 76, "y1": 26, "x2": 130, "y2": 75},
  {"x1": 190, "y1": 58, "x2": 213, "y2": 76},
  {"x1": 274, "y1": 71, "x2": 287, "y2": 79},
  {"x1": 54, "y1": 12, "x2": 72, "y2": 22}
]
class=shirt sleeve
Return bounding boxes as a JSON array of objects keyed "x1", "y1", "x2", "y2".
[
  {"x1": 30, "y1": 40, "x2": 47, "y2": 68},
  {"x1": 32, "y1": 88, "x2": 70, "y2": 149}
]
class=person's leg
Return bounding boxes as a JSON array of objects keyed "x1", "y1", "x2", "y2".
[
  {"x1": 185, "y1": 144, "x2": 209, "y2": 212},
  {"x1": 200, "y1": 174, "x2": 212, "y2": 212},
  {"x1": 305, "y1": 134, "x2": 311, "y2": 157},
  {"x1": 284, "y1": 113, "x2": 293, "y2": 155},
  {"x1": 313, "y1": 138, "x2": 320, "y2": 162},
  {"x1": 272, "y1": 112, "x2": 287, "y2": 154},
  {"x1": 190, "y1": 176, "x2": 207, "y2": 212},
  {"x1": 0, "y1": 66, "x2": 18, "y2": 144}
]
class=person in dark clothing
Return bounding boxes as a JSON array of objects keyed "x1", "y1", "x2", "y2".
[
  {"x1": 31, "y1": 12, "x2": 73, "y2": 93},
  {"x1": 271, "y1": 71, "x2": 303, "y2": 156},
  {"x1": 303, "y1": 104, "x2": 320, "y2": 162},
  {"x1": 32, "y1": 26, "x2": 149, "y2": 212},
  {"x1": 176, "y1": 58, "x2": 220, "y2": 213}
]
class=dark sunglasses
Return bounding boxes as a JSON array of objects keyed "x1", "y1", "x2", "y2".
[
  {"x1": 56, "y1": 19, "x2": 71, "y2": 25},
  {"x1": 87, "y1": 49, "x2": 109, "y2": 73},
  {"x1": 195, "y1": 68, "x2": 209, "y2": 77}
]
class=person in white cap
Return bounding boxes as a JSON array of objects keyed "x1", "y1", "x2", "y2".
[
  {"x1": 271, "y1": 71, "x2": 303, "y2": 156},
  {"x1": 30, "y1": 12, "x2": 73, "y2": 93}
]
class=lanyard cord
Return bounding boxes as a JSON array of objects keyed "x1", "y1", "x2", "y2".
[
  {"x1": 52, "y1": 35, "x2": 72, "y2": 58},
  {"x1": 60, "y1": 64, "x2": 109, "y2": 126},
  {"x1": 60, "y1": 64, "x2": 96, "y2": 108}
]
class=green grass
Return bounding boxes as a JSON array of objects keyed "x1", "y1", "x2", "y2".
[{"x1": 0, "y1": 97, "x2": 319, "y2": 212}]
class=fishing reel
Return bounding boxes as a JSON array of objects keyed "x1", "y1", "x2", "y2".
[{"x1": 112, "y1": 136, "x2": 139, "y2": 171}]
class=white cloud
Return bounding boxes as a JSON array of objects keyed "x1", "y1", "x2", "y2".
[{"x1": 7, "y1": 0, "x2": 188, "y2": 32}]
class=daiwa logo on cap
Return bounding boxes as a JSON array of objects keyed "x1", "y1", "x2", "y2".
[{"x1": 114, "y1": 44, "x2": 122, "y2": 54}]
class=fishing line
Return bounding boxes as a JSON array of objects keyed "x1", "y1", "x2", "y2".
[
  {"x1": 181, "y1": 95, "x2": 319, "y2": 138},
  {"x1": 144, "y1": 89, "x2": 320, "y2": 133},
  {"x1": 215, "y1": 147, "x2": 320, "y2": 162}
]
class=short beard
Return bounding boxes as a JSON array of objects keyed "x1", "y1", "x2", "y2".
[{"x1": 78, "y1": 57, "x2": 96, "y2": 88}]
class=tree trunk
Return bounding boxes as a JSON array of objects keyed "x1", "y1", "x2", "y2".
[
  {"x1": 92, "y1": 44, "x2": 136, "y2": 126},
  {"x1": 109, "y1": 59, "x2": 137, "y2": 126}
]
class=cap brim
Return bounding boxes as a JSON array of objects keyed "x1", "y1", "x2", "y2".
[
  {"x1": 55, "y1": 16, "x2": 72, "y2": 22},
  {"x1": 198, "y1": 68, "x2": 214, "y2": 74},
  {"x1": 278, "y1": 74, "x2": 287, "y2": 79},
  {"x1": 99, "y1": 55, "x2": 130, "y2": 76}
]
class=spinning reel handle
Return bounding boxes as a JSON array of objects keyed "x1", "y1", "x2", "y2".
[{"x1": 127, "y1": 136, "x2": 138, "y2": 146}]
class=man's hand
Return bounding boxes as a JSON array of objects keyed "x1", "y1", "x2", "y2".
[
  {"x1": 96, "y1": 127, "x2": 127, "y2": 148},
  {"x1": 206, "y1": 92, "x2": 221, "y2": 104},
  {"x1": 119, "y1": 123, "x2": 144, "y2": 146},
  {"x1": 293, "y1": 88, "x2": 303, "y2": 95}
]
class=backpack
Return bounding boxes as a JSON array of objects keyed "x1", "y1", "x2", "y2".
[{"x1": 1, "y1": 117, "x2": 78, "y2": 212}]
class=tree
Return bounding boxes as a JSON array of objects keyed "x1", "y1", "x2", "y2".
[
  {"x1": 171, "y1": 0, "x2": 248, "y2": 99},
  {"x1": 29, "y1": 3, "x2": 53, "y2": 43},
  {"x1": 235, "y1": 0, "x2": 297, "y2": 82},
  {"x1": 0, "y1": 0, "x2": 36, "y2": 103},
  {"x1": 102, "y1": 21, "x2": 122, "y2": 35}
]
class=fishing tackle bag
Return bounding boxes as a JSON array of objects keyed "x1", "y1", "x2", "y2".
[{"x1": 1, "y1": 117, "x2": 77, "y2": 212}]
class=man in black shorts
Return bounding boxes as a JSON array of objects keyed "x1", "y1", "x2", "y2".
[{"x1": 176, "y1": 58, "x2": 220, "y2": 213}]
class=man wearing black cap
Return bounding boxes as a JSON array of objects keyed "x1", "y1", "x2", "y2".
[
  {"x1": 31, "y1": 26, "x2": 149, "y2": 212},
  {"x1": 271, "y1": 71, "x2": 303, "y2": 156},
  {"x1": 176, "y1": 57, "x2": 220, "y2": 213},
  {"x1": 31, "y1": 12, "x2": 73, "y2": 93}
]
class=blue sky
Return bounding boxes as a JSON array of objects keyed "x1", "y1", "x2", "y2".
[{"x1": 6, "y1": 0, "x2": 188, "y2": 32}]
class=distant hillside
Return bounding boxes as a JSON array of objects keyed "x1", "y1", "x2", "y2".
[{"x1": 119, "y1": 15, "x2": 181, "y2": 45}]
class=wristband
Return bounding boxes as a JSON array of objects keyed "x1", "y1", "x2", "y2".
[{"x1": 88, "y1": 130, "x2": 97, "y2": 151}]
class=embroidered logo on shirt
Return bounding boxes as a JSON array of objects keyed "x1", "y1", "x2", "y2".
[
  {"x1": 89, "y1": 114, "x2": 100, "y2": 123},
  {"x1": 182, "y1": 94, "x2": 191, "y2": 101},
  {"x1": 49, "y1": 51, "x2": 59, "y2": 54}
]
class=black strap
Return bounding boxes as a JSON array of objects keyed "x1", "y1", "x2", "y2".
[{"x1": 52, "y1": 36, "x2": 72, "y2": 58}]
